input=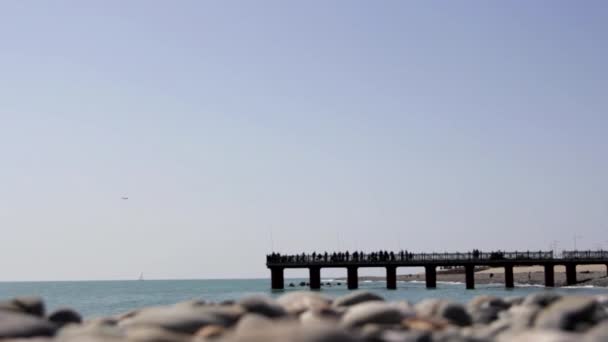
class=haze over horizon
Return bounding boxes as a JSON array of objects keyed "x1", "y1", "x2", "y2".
[{"x1": 1, "y1": 1, "x2": 607, "y2": 281}]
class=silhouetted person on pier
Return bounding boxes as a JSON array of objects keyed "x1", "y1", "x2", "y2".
[{"x1": 472, "y1": 249, "x2": 480, "y2": 259}]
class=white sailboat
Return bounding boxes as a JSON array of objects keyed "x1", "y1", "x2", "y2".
[{"x1": 138, "y1": 272, "x2": 144, "y2": 281}]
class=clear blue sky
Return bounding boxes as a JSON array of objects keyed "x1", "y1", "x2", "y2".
[{"x1": 1, "y1": 1, "x2": 607, "y2": 281}]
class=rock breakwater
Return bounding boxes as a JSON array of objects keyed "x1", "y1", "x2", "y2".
[{"x1": 1, "y1": 291, "x2": 607, "y2": 341}]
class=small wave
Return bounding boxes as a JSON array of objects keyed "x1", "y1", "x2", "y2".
[
  {"x1": 437, "y1": 281, "x2": 464, "y2": 285},
  {"x1": 564, "y1": 285, "x2": 596, "y2": 289},
  {"x1": 321, "y1": 279, "x2": 335, "y2": 282},
  {"x1": 514, "y1": 283, "x2": 545, "y2": 288}
]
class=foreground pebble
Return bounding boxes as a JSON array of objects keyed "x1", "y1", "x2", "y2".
[{"x1": 1, "y1": 291, "x2": 607, "y2": 341}]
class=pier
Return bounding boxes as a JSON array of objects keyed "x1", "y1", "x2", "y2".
[{"x1": 266, "y1": 250, "x2": 608, "y2": 290}]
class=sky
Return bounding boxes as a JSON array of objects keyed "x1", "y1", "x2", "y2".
[{"x1": 0, "y1": 1, "x2": 607, "y2": 281}]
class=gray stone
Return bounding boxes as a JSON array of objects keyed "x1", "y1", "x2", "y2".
[
  {"x1": 504, "y1": 296, "x2": 525, "y2": 306},
  {"x1": 431, "y1": 329, "x2": 477, "y2": 342},
  {"x1": 467, "y1": 296, "x2": 510, "y2": 324},
  {"x1": 222, "y1": 321, "x2": 361, "y2": 342},
  {"x1": 55, "y1": 322, "x2": 125, "y2": 341},
  {"x1": 341, "y1": 302, "x2": 404, "y2": 328},
  {"x1": 522, "y1": 292, "x2": 562, "y2": 308},
  {"x1": 300, "y1": 307, "x2": 342, "y2": 326},
  {"x1": 439, "y1": 303, "x2": 472, "y2": 327},
  {"x1": 0, "y1": 339, "x2": 52, "y2": 342},
  {"x1": 195, "y1": 324, "x2": 226, "y2": 339},
  {"x1": 0, "y1": 297, "x2": 45, "y2": 317},
  {"x1": 468, "y1": 296, "x2": 508, "y2": 310},
  {"x1": 497, "y1": 329, "x2": 581, "y2": 342},
  {"x1": 119, "y1": 304, "x2": 243, "y2": 334},
  {"x1": 125, "y1": 326, "x2": 192, "y2": 342},
  {"x1": 277, "y1": 291, "x2": 331, "y2": 315},
  {"x1": 238, "y1": 295, "x2": 286, "y2": 318},
  {"x1": 503, "y1": 304, "x2": 542, "y2": 329},
  {"x1": 584, "y1": 322, "x2": 608, "y2": 341},
  {"x1": 0, "y1": 311, "x2": 55, "y2": 338},
  {"x1": 535, "y1": 296, "x2": 603, "y2": 332},
  {"x1": 416, "y1": 299, "x2": 471, "y2": 327},
  {"x1": 48, "y1": 308, "x2": 82, "y2": 326},
  {"x1": 381, "y1": 330, "x2": 432, "y2": 342},
  {"x1": 462, "y1": 317, "x2": 511, "y2": 340},
  {"x1": 332, "y1": 291, "x2": 384, "y2": 307},
  {"x1": 234, "y1": 313, "x2": 275, "y2": 334},
  {"x1": 173, "y1": 299, "x2": 208, "y2": 308},
  {"x1": 358, "y1": 323, "x2": 387, "y2": 342}
]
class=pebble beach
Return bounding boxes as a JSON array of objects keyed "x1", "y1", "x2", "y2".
[{"x1": 1, "y1": 290, "x2": 607, "y2": 341}]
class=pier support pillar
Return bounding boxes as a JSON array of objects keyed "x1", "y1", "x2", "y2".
[
  {"x1": 347, "y1": 267, "x2": 358, "y2": 290},
  {"x1": 386, "y1": 266, "x2": 397, "y2": 289},
  {"x1": 271, "y1": 267, "x2": 284, "y2": 289},
  {"x1": 544, "y1": 264, "x2": 554, "y2": 287},
  {"x1": 465, "y1": 265, "x2": 475, "y2": 289},
  {"x1": 309, "y1": 267, "x2": 321, "y2": 290},
  {"x1": 504, "y1": 265, "x2": 514, "y2": 288},
  {"x1": 425, "y1": 266, "x2": 437, "y2": 289},
  {"x1": 566, "y1": 264, "x2": 577, "y2": 285},
  {"x1": 605, "y1": 264, "x2": 608, "y2": 277}
]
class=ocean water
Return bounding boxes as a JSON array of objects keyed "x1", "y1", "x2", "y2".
[{"x1": 1, "y1": 279, "x2": 607, "y2": 318}]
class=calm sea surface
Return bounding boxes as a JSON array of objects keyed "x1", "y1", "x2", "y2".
[{"x1": 1, "y1": 279, "x2": 607, "y2": 318}]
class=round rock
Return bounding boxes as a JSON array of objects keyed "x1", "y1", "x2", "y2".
[
  {"x1": 535, "y1": 296, "x2": 603, "y2": 332},
  {"x1": 118, "y1": 304, "x2": 243, "y2": 334},
  {"x1": 341, "y1": 302, "x2": 404, "y2": 328},
  {"x1": 0, "y1": 311, "x2": 56, "y2": 338},
  {"x1": 522, "y1": 292, "x2": 561, "y2": 308},
  {"x1": 277, "y1": 292, "x2": 331, "y2": 315},
  {"x1": 224, "y1": 322, "x2": 361, "y2": 342},
  {"x1": 48, "y1": 308, "x2": 82, "y2": 326},
  {"x1": 238, "y1": 295, "x2": 286, "y2": 318},
  {"x1": 416, "y1": 299, "x2": 472, "y2": 327},
  {"x1": 467, "y1": 296, "x2": 510, "y2": 324},
  {"x1": 0, "y1": 297, "x2": 45, "y2": 317},
  {"x1": 333, "y1": 291, "x2": 384, "y2": 308}
]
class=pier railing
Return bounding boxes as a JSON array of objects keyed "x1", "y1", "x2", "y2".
[
  {"x1": 562, "y1": 250, "x2": 608, "y2": 259},
  {"x1": 266, "y1": 250, "x2": 554, "y2": 265}
]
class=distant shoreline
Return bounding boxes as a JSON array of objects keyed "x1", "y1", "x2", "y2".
[{"x1": 339, "y1": 265, "x2": 608, "y2": 287}]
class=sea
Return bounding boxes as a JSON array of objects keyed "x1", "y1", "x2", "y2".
[{"x1": 1, "y1": 279, "x2": 607, "y2": 318}]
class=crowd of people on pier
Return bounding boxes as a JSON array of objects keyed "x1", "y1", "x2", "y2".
[
  {"x1": 266, "y1": 250, "x2": 415, "y2": 263},
  {"x1": 266, "y1": 250, "x2": 557, "y2": 264}
]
